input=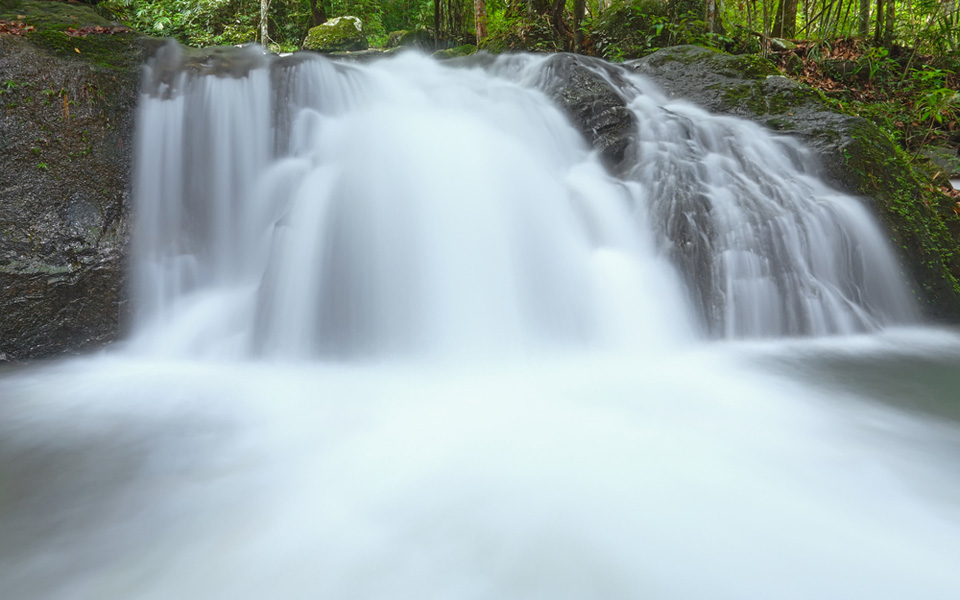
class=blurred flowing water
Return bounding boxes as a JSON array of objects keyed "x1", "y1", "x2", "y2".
[{"x1": 1, "y1": 47, "x2": 959, "y2": 599}]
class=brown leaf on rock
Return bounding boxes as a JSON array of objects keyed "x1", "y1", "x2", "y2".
[
  {"x1": 64, "y1": 25, "x2": 129, "y2": 37},
  {"x1": 0, "y1": 20, "x2": 36, "y2": 36}
]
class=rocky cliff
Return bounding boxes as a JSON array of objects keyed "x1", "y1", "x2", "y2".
[{"x1": 0, "y1": 0, "x2": 150, "y2": 359}]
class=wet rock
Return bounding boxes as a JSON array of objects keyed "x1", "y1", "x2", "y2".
[
  {"x1": 0, "y1": 0, "x2": 148, "y2": 358},
  {"x1": 535, "y1": 53, "x2": 638, "y2": 174}
]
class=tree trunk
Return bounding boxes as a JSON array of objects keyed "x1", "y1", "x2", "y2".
[
  {"x1": 858, "y1": 0, "x2": 869, "y2": 37},
  {"x1": 706, "y1": 0, "x2": 723, "y2": 33},
  {"x1": 475, "y1": 0, "x2": 488, "y2": 42},
  {"x1": 309, "y1": 0, "x2": 326, "y2": 26},
  {"x1": 260, "y1": 0, "x2": 269, "y2": 46},
  {"x1": 435, "y1": 0, "x2": 441, "y2": 46},
  {"x1": 772, "y1": 0, "x2": 798, "y2": 37},
  {"x1": 670, "y1": 0, "x2": 704, "y2": 20},
  {"x1": 874, "y1": 0, "x2": 883, "y2": 43},
  {"x1": 883, "y1": 0, "x2": 894, "y2": 46},
  {"x1": 549, "y1": 0, "x2": 567, "y2": 40},
  {"x1": 574, "y1": 0, "x2": 585, "y2": 50}
]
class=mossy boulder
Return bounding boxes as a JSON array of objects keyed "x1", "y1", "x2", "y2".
[
  {"x1": 628, "y1": 45, "x2": 960, "y2": 320},
  {"x1": 433, "y1": 44, "x2": 476, "y2": 59},
  {"x1": 302, "y1": 16, "x2": 367, "y2": 53},
  {"x1": 386, "y1": 29, "x2": 435, "y2": 51},
  {"x1": 0, "y1": 0, "x2": 156, "y2": 359}
]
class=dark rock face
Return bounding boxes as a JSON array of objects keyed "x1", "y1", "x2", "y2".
[
  {"x1": 0, "y1": 2, "x2": 146, "y2": 359},
  {"x1": 535, "y1": 53, "x2": 638, "y2": 174},
  {"x1": 625, "y1": 46, "x2": 960, "y2": 321}
]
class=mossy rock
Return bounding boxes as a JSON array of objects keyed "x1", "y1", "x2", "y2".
[
  {"x1": 433, "y1": 44, "x2": 476, "y2": 59},
  {"x1": 397, "y1": 29, "x2": 437, "y2": 52},
  {"x1": 628, "y1": 45, "x2": 960, "y2": 320},
  {"x1": 385, "y1": 29, "x2": 406, "y2": 48},
  {"x1": 0, "y1": 0, "x2": 153, "y2": 358},
  {"x1": 1, "y1": 0, "x2": 145, "y2": 71},
  {"x1": 302, "y1": 16, "x2": 367, "y2": 53}
]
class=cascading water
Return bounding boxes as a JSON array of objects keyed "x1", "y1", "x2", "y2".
[
  {"x1": 131, "y1": 44, "x2": 695, "y2": 358},
  {"x1": 2, "y1": 45, "x2": 960, "y2": 600},
  {"x1": 130, "y1": 44, "x2": 917, "y2": 357}
]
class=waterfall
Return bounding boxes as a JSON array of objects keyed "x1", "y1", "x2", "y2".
[
  {"x1": 130, "y1": 43, "x2": 916, "y2": 358},
  {"x1": 5, "y1": 44, "x2": 959, "y2": 600}
]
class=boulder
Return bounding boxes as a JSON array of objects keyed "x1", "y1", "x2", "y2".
[
  {"x1": 535, "y1": 53, "x2": 638, "y2": 174},
  {"x1": 433, "y1": 44, "x2": 476, "y2": 59},
  {"x1": 302, "y1": 16, "x2": 367, "y2": 53},
  {"x1": 386, "y1": 29, "x2": 435, "y2": 51},
  {"x1": 0, "y1": 0, "x2": 152, "y2": 359}
]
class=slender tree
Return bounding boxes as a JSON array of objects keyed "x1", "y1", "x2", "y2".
[
  {"x1": 260, "y1": 0, "x2": 269, "y2": 46},
  {"x1": 859, "y1": 0, "x2": 870, "y2": 36},
  {"x1": 310, "y1": 0, "x2": 327, "y2": 26},
  {"x1": 706, "y1": 0, "x2": 722, "y2": 33},
  {"x1": 772, "y1": 0, "x2": 798, "y2": 37},
  {"x1": 884, "y1": 0, "x2": 895, "y2": 46},
  {"x1": 574, "y1": 0, "x2": 585, "y2": 50},
  {"x1": 475, "y1": 0, "x2": 488, "y2": 42}
]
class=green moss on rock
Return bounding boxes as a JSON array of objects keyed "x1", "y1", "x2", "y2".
[
  {"x1": 385, "y1": 29, "x2": 434, "y2": 50},
  {"x1": 302, "y1": 16, "x2": 368, "y2": 53},
  {"x1": 838, "y1": 121, "x2": 960, "y2": 318},
  {"x1": 1, "y1": 0, "x2": 143, "y2": 72},
  {"x1": 433, "y1": 44, "x2": 476, "y2": 59}
]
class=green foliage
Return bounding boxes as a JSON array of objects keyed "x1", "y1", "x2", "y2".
[
  {"x1": 586, "y1": 0, "x2": 735, "y2": 62},
  {"x1": 1, "y1": 79, "x2": 23, "y2": 95},
  {"x1": 102, "y1": 0, "x2": 262, "y2": 46},
  {"x1": 482, "y1": 12, "x2": 562, "y2": 53}
]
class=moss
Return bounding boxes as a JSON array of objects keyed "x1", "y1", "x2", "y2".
[
  {"x1": 302, "y1": 16, "x2": 368, "y2": 52},
  {"x1": 724, "y1": 54, "x2": 780, "y2": 79},
  {"x1": 25, "y1": 29, "x2": 140, "y2": 70},
  {"x1": 1, "y1": 0, "x2": 116, "y2": 29},
  {"x1": 840, "y1": 121, "x2": 960, "y2": 316},
  {"x1": 2, "y1": 0, "x2": 140, "y2": 72},
  {"x1": 719, "y1": 82, "x2": 766, "y2": 115},
  {"x1": 397, "y1": 29, "x2": 434, "y2": 50},
  {"x1": 764, "y1": 117, "x2": 795, "y2": 130},
  {"x1": 433, "y1": 44, "x2": 476, "y2": 59}
]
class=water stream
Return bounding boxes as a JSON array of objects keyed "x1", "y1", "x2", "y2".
[{"x1": 1, "y1": 48, "x2": 959, "y2": 599}]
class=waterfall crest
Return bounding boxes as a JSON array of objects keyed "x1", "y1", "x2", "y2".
[{"x1": 132, "y1": 44, "x2": 917, "y2": 358}]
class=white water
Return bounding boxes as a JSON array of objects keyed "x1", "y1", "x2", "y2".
[{"x1": 2, "y1": 47, "x2": 959, "y2": 599}]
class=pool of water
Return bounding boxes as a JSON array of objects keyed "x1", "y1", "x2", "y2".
[{"x1": 2, "y1": 328, "x2": 960, "y2": 599}]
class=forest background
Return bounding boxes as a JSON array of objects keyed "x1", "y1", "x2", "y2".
[{"x1": 97, "y1": 0, "x2": 959, "y2": 165}]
